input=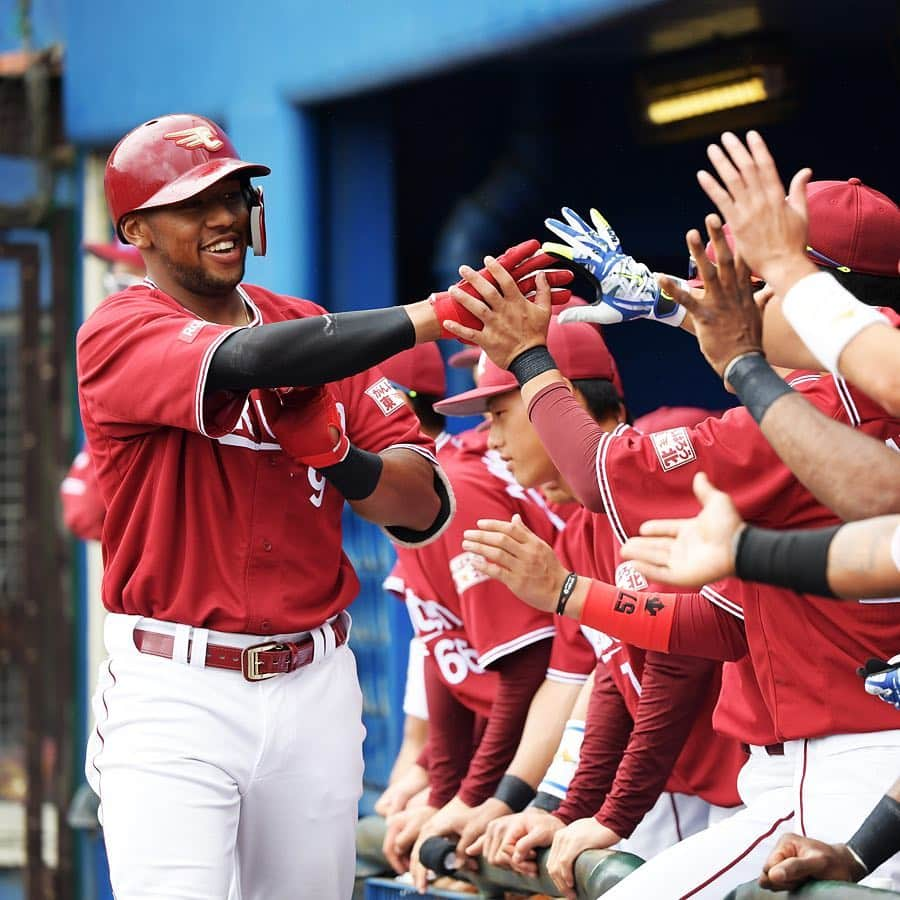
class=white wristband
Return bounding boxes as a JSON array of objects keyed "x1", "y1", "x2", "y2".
[
  {"x1": 782, "y1": 271, "x2": 890, "y2": 374},
  {"x1": 538, "y1": 719, "x2": 585, "y2": 799},
  {"x1": 891, "y1": 523, "x2": 900, "y2": 575}
]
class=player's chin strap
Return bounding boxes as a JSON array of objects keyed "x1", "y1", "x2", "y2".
[{"x1": 243, "y1": 183, "x2": 266, "y2": 256}]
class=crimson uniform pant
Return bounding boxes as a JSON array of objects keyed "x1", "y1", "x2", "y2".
[
  {"x1": 86, "y1": 613, "x2": 364, "y2": 900},
  {"x1": 602, "y1": 731, "x2": 900, "y2": 899}
]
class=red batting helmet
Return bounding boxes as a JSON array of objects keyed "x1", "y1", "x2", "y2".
[{"x1": 104, "y1": 113, "x2": 271, "y2": 255}]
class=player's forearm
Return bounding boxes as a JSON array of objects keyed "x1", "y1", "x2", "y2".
[
  {"x1": 826, "y1": 517, "x2": 900, "y2": 598},
  {"x1": 348, "y1": 449, "x2": 442, "y2": 531},
  {"x1": 757, "y1": 391, "x2": 900, "y2": 520},
  {"x1": 207, "y1": 307, "x2": 417, "y2": 391},
  {"x1": 501, "y1": 679, "x2": 582, "y2": 789},
  {"x1": 835, "y1": 325, "x2": 900, "y2": 417},
  {"x1": 597, "y1": 653, "x2": 716, "y2": 838},
  {"x1": 555, "y1": 669, "x2": 631, "y2": 824},
  {"x1": 525, "y1": 380, "x2": 607, "y2": 512},
  {"x1": 457, "y1": 639, "x2": 552, "y2": 807}
]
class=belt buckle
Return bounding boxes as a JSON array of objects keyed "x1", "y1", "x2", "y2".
[{"x1": 241, "y1": 642, "x2": 280, "y2": 682}]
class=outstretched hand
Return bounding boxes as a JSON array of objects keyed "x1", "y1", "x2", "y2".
[
  {"x1": 657, "y1": 213, "x2": 762, "y2": 384},
  {"x1": 621, "y1": 472, "x2": 744, "y2": 588},
  {"x1": 462, "y1": 514, "x2": 568, "y2": 612},
  {"x1": 443, "y1": 258, "x2": 554, "y2": 370},
  {"x1": 697, "y1": 130, "x2": 817, "y2": 294}
]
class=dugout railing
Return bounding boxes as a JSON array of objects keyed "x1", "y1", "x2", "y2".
[{"x1": 357, "y1": 815, "x2": 900, "y2": 899}]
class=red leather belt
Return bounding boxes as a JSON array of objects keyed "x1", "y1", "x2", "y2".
[
  {"x1": 740, "y1": 742, "x2": 784, "y2": 756},
  {"x1": 133, "y1": 616, "x2": 348, "y2": 682}
]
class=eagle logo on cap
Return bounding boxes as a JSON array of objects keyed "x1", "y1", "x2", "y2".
[{"x1": 163, "y1": 126, "x2": 224, "y2": 152}]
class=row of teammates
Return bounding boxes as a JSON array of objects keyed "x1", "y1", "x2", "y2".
[
  {"x1": 69, "y1": 114, "x2": 899, "y2": 900},
  {"x1": 368, "y1": 137, "x2": 900, "y2": 899}
]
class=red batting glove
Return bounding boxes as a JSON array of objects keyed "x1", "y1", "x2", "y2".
[
  {"x1": 430, "y1": 239, "x2": 575, "y2": 342},
  {"x1": 261, "y1": 387, "x2": 350, "y2": 469}
]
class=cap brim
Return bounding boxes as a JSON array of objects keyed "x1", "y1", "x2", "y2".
[
  {"x1": 83, "y1": 242, "x2": 142, "y2": 266},
  {"x1": 136, "y1": 158, "x2": 271, "y2": 212},
  {"x1": 433, "y1": 382, "x2": 516, "y2": 416},
  {"x1": 448, "y1": 348, "x2": 481, "y2": 369}
]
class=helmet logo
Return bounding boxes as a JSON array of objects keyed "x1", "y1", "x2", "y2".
[{"x1": 163, "y1": 126, "x2": 224, "y2": 152}]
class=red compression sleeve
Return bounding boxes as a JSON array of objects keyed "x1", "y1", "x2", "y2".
[
  {"x1": 579, "y1": 582, "x2": 748, "y2": 661},
  {"x1": 597, "y1": 653, "x2": 718, "y2": 838},
  {"x1": 555, "y1": 664, "x2": 633, "y2": 824},
  {"x1": 580, "y1": 580, "x2": 676, "y2": 652},
  {"x1": 424, "y1": 655, "x2": 477, "y2": 808},
  {"x1": 527, "y1": 382, "x2": 606, "y2": 512},
  {"x1": 457, "y1": 638, "x2": 551, "y2": 806}
]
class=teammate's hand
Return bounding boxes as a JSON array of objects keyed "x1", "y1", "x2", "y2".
[
  {"x1": 621, "y1": 472, "x2": 744, "y2": 588},
  {"x1": 409, "y1": 796, "x2": 474, "y2": 892},
  {"x1": 441, "y1": 255, "x2": 554, "y2": 367},
  {"x1": 863, "y1": 655, "x2": 900, "y2": 710},
  {"x1": 462, "y1": 514, "x2": 569, "y2": 612},
  {"x1": 375, "y1": 763, "x2": 430, "y2": 818},
  {"x1": 510, "y1": 812, "x2": 565, "y2": 877},
  {"x1": 697, "y1": 130, "x2": 817, "y2": 296},
  {"x1": 456, "y1": 797, "x2": 512, "y2": 859},
  {"x1": 547, "y1": 817, "x2": 621, "y2": 900},
  {"x1": 261, "y1": 386, "x2": 349, "y2": 469},
  {"x1": 657, "y1": 214, "x2": 763, "y2": 385},
  {"x1": 383, "y1": 804, "x2": 437, "y2": 874},
  {"x1": 759, "y1": 833, "x2": 866, "y2": 891},
  {"x1": 481, "y1": 807, "x2": 553, "y2": 871},
  {"x1": 543, "y1": 207, "x2": 686, "y2": 328},
  {"x1": 430, "y1": 239, "x2": 573, "y2": 343}
]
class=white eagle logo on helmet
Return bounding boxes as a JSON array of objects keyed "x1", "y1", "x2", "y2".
[{"x1": 163, "y1": 126, "x2": 224, "y2": 152}]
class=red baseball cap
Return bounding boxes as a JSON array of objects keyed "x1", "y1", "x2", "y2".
[
  {"x1": 435, "y1": 318, "x2": 622, "y2": 416},
  {"x1": 83, "y1": 240, "x2": 145, "y2": 269},
  {"x1": 447, "y1": 347, "x2": 481, "y2": 370},
  {"x1": 692, "y1": 224, "x2": 764, "y2": 285},
  {"x1": 805, "y1": 179, "x2": 900, "y2": 277},
  {"x1": 379, "y1": 343, "x2": 446, "y2": 397}
]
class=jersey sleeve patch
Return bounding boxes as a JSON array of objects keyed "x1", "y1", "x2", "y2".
[
  {"x1": 450, "y1": 551, "x2": 490, "y2": 595},
  {"x1": 364, "y1": 377, "x2": 406, "y2": 416},
  {"x1": 615, "y1": 561, "x2": 649, "y2": 591},
  {"x1": 650, "y1": 426, "x2": 697, "y2": 472}
]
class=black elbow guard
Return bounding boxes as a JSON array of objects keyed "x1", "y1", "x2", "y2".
[{"x1": 385, "y1": 465, "x2": 455, "y2": 548}]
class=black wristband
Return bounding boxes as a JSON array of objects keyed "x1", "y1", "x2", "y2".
[
  {"x1": 493, "y1": 774, "x2": 536, "y2": 813},
  {"x1": 509, "y1": 346, "x2": 557, "y2": 387},
  {"x1": 556, "y1": 572, "x2": 578, "y2": 616},
  {"x1": 735, "y1": 525, "x2": 839, "y2": 598},
  {"x1": 320, "y1": 444, "x2": 383, "y2": 500},
  {"x1": 724, "y1": 352, "x2": 794, "y2": 425},
  {"x1": 847, "y1": 794, "x2": 900, "y2": 875},
  {"x1": 530, "y1": 791, "x2": 563, "y2": 813}
]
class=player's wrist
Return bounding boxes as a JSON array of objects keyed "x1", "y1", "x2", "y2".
[
  {"x1": 408, "y1": 298, "x2": 443, "y2": 343},
  {"x1": 758, "y1": 254, "x2": 817, "y2": 297},
  {"x1": 723, "y1": 353, "x2": 793, "y2": 425}
]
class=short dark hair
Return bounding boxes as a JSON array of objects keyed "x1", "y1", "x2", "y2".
[
  {"x1": 571, "y1": 377, "x2": 629, "y2": 425},
  {"x1": 410, "y1": 393, "x2": 446, "y2": 435},
  {"x1": 825, "y1": 268, "x2": 899, "y2": 313}
]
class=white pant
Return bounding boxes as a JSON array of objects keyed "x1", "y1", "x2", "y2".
[
  {"x1": 603, "y1": 730, "x2": 900, "y2": 899},
  {"x1": 85, "y1": 613, "x2": 364, "y2": 900},
  {"x1": 619, "y1": 792, "x2": 733, "y2": 862}
]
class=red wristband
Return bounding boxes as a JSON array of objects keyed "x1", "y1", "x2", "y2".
[{"x1": 580, "y1": 580, "x2": 675, "y2": 652}]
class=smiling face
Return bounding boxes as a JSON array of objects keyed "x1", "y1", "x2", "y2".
[
  {"x1": 486, "y1": 389, "x2": 557, "y2": 489},
  {"x1": 124, "y1": 178, "x2": 249, "y2": 300}
]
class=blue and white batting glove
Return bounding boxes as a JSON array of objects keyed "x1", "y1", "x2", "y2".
[
  {"x1": 864, "y1": 654, "x2": 900, "y2": 711},
  {"x1": 543, "y1": 207, "x2": 687, "y2": 328}
]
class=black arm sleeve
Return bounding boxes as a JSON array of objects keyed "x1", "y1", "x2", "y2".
[{"x1": 206, "y1": 307, "x2": 414, "y2": 391}]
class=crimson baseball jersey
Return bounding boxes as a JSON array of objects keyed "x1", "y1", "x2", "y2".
[
  {"x1": 550, "y1": 506, "x2": 743, "y2": 807},
  {"x1": 77, "y1": 282, "x2": 437, "y2": 634},
  {"x1": 594, "y1": 372, "x2": 900, "y2": 739},
  {"x1": 60, "y1": 446, "x2": 106, "y2": 541},
  {"x1": 396, "y1": 428, "x2": 561, "y2": 717}
]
